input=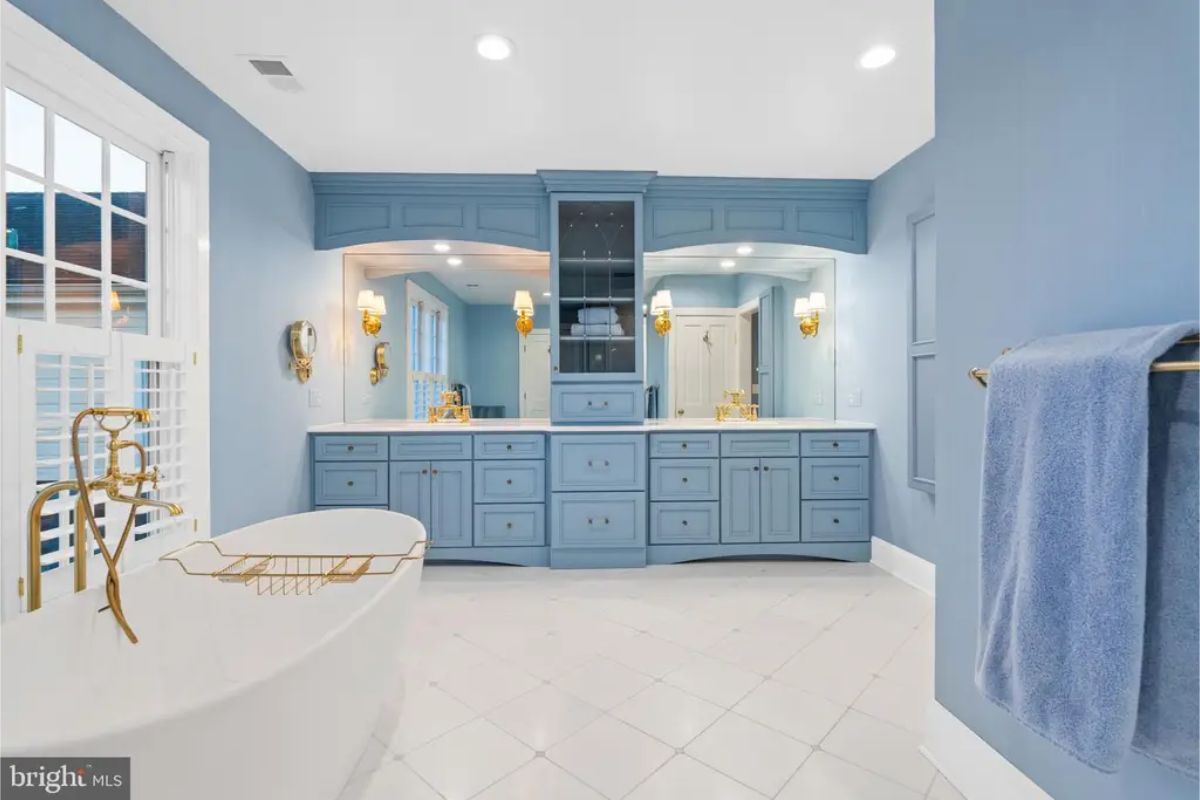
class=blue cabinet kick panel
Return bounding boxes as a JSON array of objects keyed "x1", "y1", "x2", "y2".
[{"x1": 310, "y1": 428, "x2": 872, "y2": 567}]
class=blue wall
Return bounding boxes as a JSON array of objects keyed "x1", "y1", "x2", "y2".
[
  {"x1": 934, "y1": 1, "x2": 1198, "y2": 798},
  {"x1": 835, "y1": 142, "x2": 937, "y2": 561},
  {"x1": 11, "y1": 0, "x2": 344, "y2": 535}
]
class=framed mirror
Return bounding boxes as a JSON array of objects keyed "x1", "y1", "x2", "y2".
[{"x1": 289, "y1": 320, "x2": 317, "y2": 383}]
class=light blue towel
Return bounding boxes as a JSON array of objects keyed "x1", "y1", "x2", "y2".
[
  {"x1": 1133, "y1": 337, "x2": 1198, "y2": 776},
  {"x1": 976, "y1": 322, "x2": 1199, "y2": 775}
]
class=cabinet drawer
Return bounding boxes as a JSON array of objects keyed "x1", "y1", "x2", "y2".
[
  {"x1": 551, "y1": 434, "x2": 646, "y2": 492},
  {"x1": 720, "y1": 432, "x2": 800, "y2": 458},
  {"x1": 313, "y1": 463, "x2": 388, "y2": 506},
  {"x1": 801, "y1": 457, "x2": 870, "y2": 499},
  {"x1": 552, "y1": 383, "x2": 644, "y2": 423},
  {"x1": 649, "y1": 432, "x2": 720, "y2": 458},
  {"x1": 650, "y1": 458, "x2": 720, "y2": 501},
  {"x1": 802, "y1": 500, "x2": 870, "y2": 542},
  {"x1": 801, "y1": 431, "x2": 871, "y2": 458},
  {"x1": 390, "y1": 434, "x2": 472, "y2": 461},
  {"x1": 650, "y1": 502, "x2": 719, "y2": 544},
  {"x1": 313, "y1": 435, "x2": 388, "y2": 462},
  {"x1": 474, "y1": 433, "x2": 546, "y2": 460},
  {"x1": 474, "y1": 460, "x2": 546, "y2": 503},
  {"x1": 551, "y1": 492, "x2": 646, "y2": 548},
  {"x1": 474, "y1": 504, "x2": 546, "y2": 547}
]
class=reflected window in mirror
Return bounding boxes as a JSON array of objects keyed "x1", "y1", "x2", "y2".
[{"x1": 407, "y1": 280, "x2": 449, "y2": 420}]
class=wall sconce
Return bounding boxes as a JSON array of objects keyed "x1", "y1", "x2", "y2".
[
  {"x1": 356, "y1": 289, "x2": 387, "y2": 336},
  {"x1": 650, "y1": 290, "x2": 673, "y2": 336},
  {"x1": 513, "y1": 290, "x2": 534, "y2": 337},
  {"x1": 794, "y1": 291, "x2": 827, "y2": 338},
  {"x1": 370, "y1": 341, "x2": 389, "y2": 385},
  {"x1": 288, "y1": 320, "x2": 317, "y2": 383}
]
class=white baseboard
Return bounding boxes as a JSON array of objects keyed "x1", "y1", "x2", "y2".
[
  {"x1": 870, "y1": 536, "x2": 935, "y2": 595},
  {"x1": 921, "y1": 702, "x2": 1053, "y2": 800}
]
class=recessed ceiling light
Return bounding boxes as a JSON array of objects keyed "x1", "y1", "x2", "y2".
[
  {"x1": 476, "y1": 34, "x2": 514, "y2": 61},
  {"x1": 433, "y1": 241, "x2": 450, "y2": 253},
  {"x1": 447, "y1": 257, "x2": 463, "y2": 267},
  {"x1": 736, "y1": 245, "x2": 754, "y2": 256},
  {"x1": 720, "y1": 259, "x2": 736, "y2": 269},
  {"x1": 542, "y1": 291, "x2": 551, "y2": 297},
  {"x1": 858, "y1": 45, "x2": 896, "y2": 70}
]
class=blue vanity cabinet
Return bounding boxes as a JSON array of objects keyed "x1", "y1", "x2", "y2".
[
  {"x1": 389, "y1": 462, "x2": 431, "y2": 530},
  {"x1": 387, "y1": 461, "x2": 472, "y2": 547},
  {"x1": 549, "y1": 432, "x2": 648, "y2": 567},
  {"x1": 800, "y1": 433, "x2": 871, "y2": 544},
  {"x1": 470, "y1": 433, "x2": 549, "y2": 553},
  {"x1": 549, "y1": 193, "x2": 645, "y2": 423},
  {"x1": 718, "y1": 444, "x2": 802, "y2": 543},
  {"x1": 429, "y1": 461, "x2": 473, "y2": 548},
  {"x1": 760, "y1": 458, "x2": 801, "y2": 542},
  {"x1": 313, "y1": 462, "x2": 389, "y2": 506}
]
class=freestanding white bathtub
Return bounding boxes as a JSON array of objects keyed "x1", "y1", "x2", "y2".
[{"x1": 1, "y1": 509, "x2": 425, "y2": 800}]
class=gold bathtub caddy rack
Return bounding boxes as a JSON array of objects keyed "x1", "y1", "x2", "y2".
[
  {"x1": 159, "y1": 537, "x2": 429, "y2": 596},
  {"x1": 26, "y1": 407, "x2": 184, "y2": 644}
]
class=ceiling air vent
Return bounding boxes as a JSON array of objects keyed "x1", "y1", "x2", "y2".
[{"x1": 246, "y1": 57, "x2": 302, "y2": 92}]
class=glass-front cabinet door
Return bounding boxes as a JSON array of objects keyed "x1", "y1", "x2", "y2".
[{"x1": 551, "y1": 196, "x2": 643, "y2": 382}]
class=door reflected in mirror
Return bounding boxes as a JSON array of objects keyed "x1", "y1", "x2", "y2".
[
  {"x1": 342, "y1": 241, "x2": 551, "y2": 421},
  {"x1": 643, "y1": 243, "x2": 838, "y2": 421}
]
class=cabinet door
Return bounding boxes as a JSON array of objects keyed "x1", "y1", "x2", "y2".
[
  {"x1": 389, "y1": 462, "x2": 431, "y2": 535},
  {"x1": 760, "y1": 458, "x2": 801, "y2": 542},
  {"x1": 720, "y1": 458, "x2": 760, "y2": 542},
  {"x1": 430, "y1": 461, "x2": 472, "y2": 548}
]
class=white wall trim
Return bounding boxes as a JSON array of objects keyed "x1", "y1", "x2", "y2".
[
  {"x1": 870, "y1": 536, "x2": 935, "y2": 595},
  {"x1": 922, "y1": 702, "x2": 1053, "y2": 800}
]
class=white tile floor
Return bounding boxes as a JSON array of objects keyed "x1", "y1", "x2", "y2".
[{"x1": 341, "y1": 561, "x2": 965, "y2": 800}]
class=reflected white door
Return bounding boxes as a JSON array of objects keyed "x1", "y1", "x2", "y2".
[
  {"x1": 519, "y1": 329, "x2": 551, "y2": 418},
  {"x1": 670, "y1": 313, "x2": 737, "y2": 418}
]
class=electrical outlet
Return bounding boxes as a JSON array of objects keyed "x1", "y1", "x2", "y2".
[
  {"x1": 308, "y1": 389, "x2": 322, "y2": 408},
  {"x1": 847, "y1": 389, "x2": 863, "y2": 407},
  {"x1": 814, "y1": 391, "x2": 824, "y2": 406}
]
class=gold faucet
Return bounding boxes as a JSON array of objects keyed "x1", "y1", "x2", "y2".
[
  {"x1": 428, "y1": 390, "x2": 471, "y2": 424},
  {"x1": 25, "y1": 407, "x2": 183, "y2": 643},
  {"x1": 714, "y1": 389, "x2": 759, "y2": 422}
]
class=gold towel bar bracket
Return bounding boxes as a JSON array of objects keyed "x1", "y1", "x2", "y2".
[{"x1": 968, "y1": 336, "x2": 1199, "y2": 389}]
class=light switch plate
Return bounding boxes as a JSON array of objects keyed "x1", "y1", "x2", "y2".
[
  {"x1": 847, "y1": 389, "x2": 862, "y2": 407},
  {"x1": 308, "y1": 389, "x2": 322, "y2": 408}
]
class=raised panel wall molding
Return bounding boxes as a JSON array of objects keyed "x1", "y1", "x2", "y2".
[{"x1": 313, "y1": 171, "x2": 869, "y2": 253}]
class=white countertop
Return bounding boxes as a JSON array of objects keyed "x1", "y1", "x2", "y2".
[{"x1": 309, "y1": 417, "x2": 876, "y2": 434}]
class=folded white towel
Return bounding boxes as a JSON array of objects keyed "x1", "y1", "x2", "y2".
[
  {"x1": 569, "y1": 323, "x2": 625, "y2": 336},
  {"x1": 577, "y1": 306, "x2": 618, "y2": 324}
]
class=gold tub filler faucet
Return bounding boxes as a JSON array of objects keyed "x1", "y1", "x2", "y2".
[
  {"x1": 26, "y1": 407, "x2": 183, "y2": 644},
  {"x1": 715, "y1": 389, "x2": 759, "y2": 422}
]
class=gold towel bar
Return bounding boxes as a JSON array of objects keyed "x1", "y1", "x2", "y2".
[{"x1": 968, "y1": 336, "x2": 1200, "y2": 388}]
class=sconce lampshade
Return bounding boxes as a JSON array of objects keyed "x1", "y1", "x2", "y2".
[
  {"x1": 357, "y1": 289, "x2": 377, "y2": 311},
  {"x1": 512, "y1": 290, "x2": 534, "y2": 314},
  {"x1": 808, "y1": 292, "x2": 827, "y2": 312},
  {"x1": 370, "y1": 295, "x2": 387, "y2": 316},
  {"x1": 793, "y1": 297, "x2": 811, "y2": 318},
  {"x1": 650, "y1": 290, "x2": 673, "y2": 314}
]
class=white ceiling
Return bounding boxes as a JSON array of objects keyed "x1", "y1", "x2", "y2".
[{"x1": 105, "y1": 0, "x2": 933, "y2": 178}]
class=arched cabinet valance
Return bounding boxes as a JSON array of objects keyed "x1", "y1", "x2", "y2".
[{"x1": 313, "y1": 171, "x2": 869, "y2": 254}]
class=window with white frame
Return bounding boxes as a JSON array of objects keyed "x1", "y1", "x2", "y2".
[
  {"x1": 0, "y1": 13, "x2": 210, "y2": 622},
  {"x1": 406, "y1": 281, "x2": 449, "y2": 420},
  {"x1": 4, "y1": 86, "x2": 158, "y2": 333}
]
